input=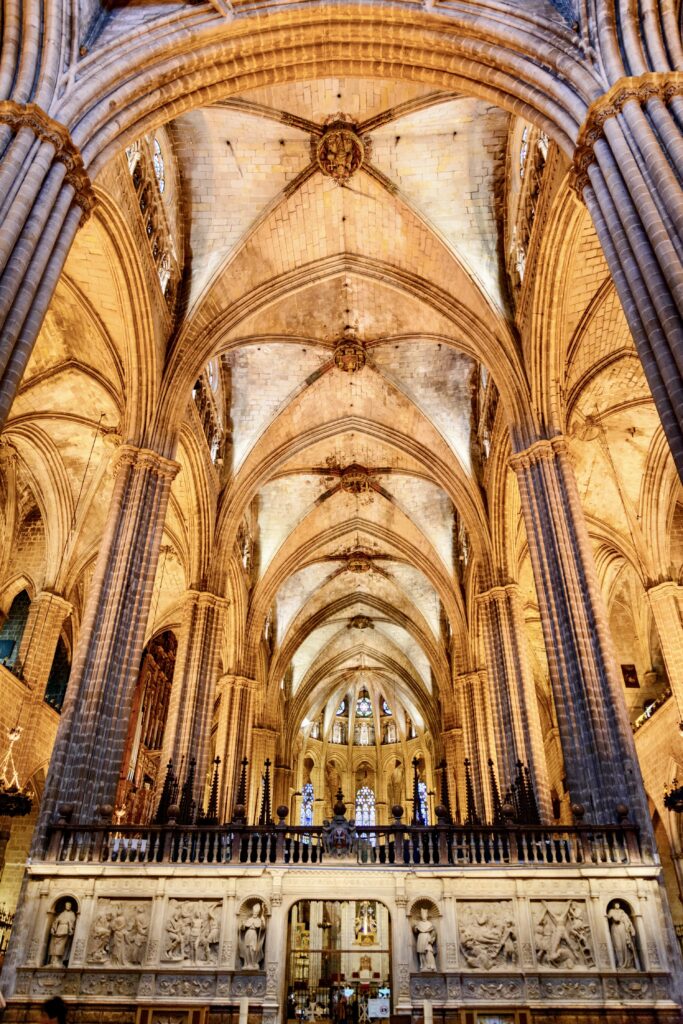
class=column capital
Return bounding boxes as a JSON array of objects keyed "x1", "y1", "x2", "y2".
[
  {"x1": 475, "y1": 583, "x2": 522, "y2": 607},
  {"x1": 113, "y1": 444, "x2": 180, "y2": 482},
  {"x1": 647, "y1": 580, "x2": 682, "y2": 600},
  {"x1": 572, "y1": 72, "x2": 683, "y2": 194},
  {"x1": 30, "y1": 591, "x2": 73, "y2": 618},
  {"x1": 509, "y1": 436, "x2": 568, "y2": 473},
  {"x1": 0, "y1": 101, "x2": 96, "y2": 219},
  {"x1": 184, "y1": 590, "x2": 230, "y2": 612},
  {"x1": 218, "y1": 674, "x2": 258, "y2": 691}
]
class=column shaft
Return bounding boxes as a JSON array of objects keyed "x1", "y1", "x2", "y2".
[
  {"x1": 510, "y1": 437, "x2": 649, "y2": 826},
  {"x1": 161, "y1": 590, "x2": 229, "y2": 809},
  {"x1": 477, "y1": 584, "x2": 552, "y2": 820},
  {"x1": 35, "y1": 445, "x2": 178, "y2": 844},
  {"x1": 214, "y1": 675, "x2": 257, "y2": 819},
  {"x1": 455, "y1": 671, "x2": 496, "y2": 823},
  {"x1": 647, "y1": 582, "x2": 683, "y2": 706},
  {"x1": 16, "y1": 591, "x2": 71, "y2": 690}
]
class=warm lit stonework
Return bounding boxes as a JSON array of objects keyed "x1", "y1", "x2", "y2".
[{"x1": 0, "y1": 3, "x2": 682, "y2": 1024}]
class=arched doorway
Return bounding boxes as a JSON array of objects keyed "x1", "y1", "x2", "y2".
[{"x1": 286, "y1": 900, "x2": 391, "y2": 1024}]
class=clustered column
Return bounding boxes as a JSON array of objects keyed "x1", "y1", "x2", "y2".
[
  {"x1": 647, "y1": 582, "x2": 683, "y2": 711},
  {"x1": 0, "y1": 103, "x2": 96, "y2": 427},
  {"x1": 476, "y1": 585, "x2": 552, "y2": 820},
  {"x1": 510, "y1": 436, "x2": 650, "y2": 826},
  {"x1": 212, "y1": 675, "x2": 257, "y2": 819},
  {"x1": 16, "y1": 591, "x2": 71, "y2": 690},
  {"x1": 35, "y1": 444, "x2": 179, "y2": 846},
  {"x1": 454, "y1": 671, "x2": 495, "y2": 823},
  {"x1": 161, "y1": 590, "x2": 229, "y2": 810}
]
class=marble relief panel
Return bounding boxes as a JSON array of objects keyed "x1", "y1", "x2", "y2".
[
  {"x1": 457, "y1": 901, "x2": 518, "y2": 969},
  {"x1": 86, "y1": 899, "x2": 151, "y2": 966},
  {"x1": 531, "y1": 899, "x2": 595, "y2": 969}
]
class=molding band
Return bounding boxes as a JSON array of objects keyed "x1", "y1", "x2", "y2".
[
  {"x1": 571, "y1": 72, "x2": 683, "y2": 195},
  {"x1": 0, "y1": 101, "x2": 97, "y2": 220}
]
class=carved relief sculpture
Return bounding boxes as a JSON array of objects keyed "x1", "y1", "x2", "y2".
[
  {"x1": 47, "y1": 900, "x2": 77, "y2": 966},
  {"x1": 239, "y1": 900, "x2": 267, "y2": 969},
  {"x1": 459, "y1": 902, "x2": 518, "y2": 969},
  {"x1": 412, "y1": 907, "x2": 438, "y2": 972},
  {"x1": 607, "y1": 901, "x2": 640, "y2": 969},
  {"x1": 162, "y1": 900, "x2": 220, "y2": 965},
  {"x1": 533, "y1": 900, "x2": 594, "y2": 968},
  {"x1": 87, "y1": 900, "x2": 150, "y2": 966}
]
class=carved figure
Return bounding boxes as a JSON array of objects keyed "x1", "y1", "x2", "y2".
[
  {"x1": 459, "y1": 903, "x2": 518, "y2": 969},
  {"x1": 325, "y1": 762, "x2": 342, "y2": 811},
  {"x1": 388, "y1": 760, "x2": 404, "y2": 805},
  {"x1": 413, "y1": 907, "x2": 437, "y2": 972},
  {"x1": 47, "y1": 902, "x2": 76, "y2": 965},
  {"x1": 239, "y1": 901, "x2": 266, "y2": 969},
  {"x1": 87, "y1": 901, "x2": 150, "y2": 966},
  {"x1": 607, "y1": 902, "x2": 640, "y2": 969},
  {"x1": 162, "y1": 900, "x2": 220, "y2": 965},
  {"x1": 533, "y1": 900, "x2": 593, "y2": 968}
]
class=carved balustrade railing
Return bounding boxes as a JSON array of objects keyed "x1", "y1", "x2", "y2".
[{"x1": 44, "y1": 821, "x2": 643, "y2": 868}]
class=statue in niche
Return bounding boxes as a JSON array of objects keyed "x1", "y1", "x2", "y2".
[
  {"x1": 87, "y1": 901, "x2": 150, "y2": 966},
  {"x1": 533, "y1": 900, "x2": 593, "y2": 969},
  {"x1": 607, "y1": 902, "x2": 640, "y2": 969},
  {"x1": 47, "y1": 900, "x2": 77, "y2": 966},
  {"x1": 162, "y1": 900, "x2": 220, "y2": 965},
  {"x1": 354, "y1": 901, "x2": 377, "y2": 945},
  {"x1": 459, "y1": 903, "x2": 518, "y2": 969},
  {"x1": 413, "y1": 907, "x2": 438, "y2": 972},
  {"x1": 388, "y1": 760, "x2": 404, "y2": 806},
  {"x1": 384, "y1": 720, "x2": 398, "y2": 745},
  {"x1": 239, "y1": 901, "x2": 267, "y2": 969},
  {"x1": 326, "y1": 762, "x2": 342, "y2": 811}
]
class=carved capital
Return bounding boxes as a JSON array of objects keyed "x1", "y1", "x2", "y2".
[
  {"x1": 571, "y1": 72, "x2": 683, "y2": 195},
  {"x1": 113, "y1": 444, "x2": 180, "y2": 482},
  {"x1": 0, "y1": 101, "x2": 96, "y2": 220},
  {"x1": 509, "y1": 435, "x2": 568, "y2": 473}
]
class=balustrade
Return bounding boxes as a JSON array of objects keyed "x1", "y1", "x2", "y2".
[{"x1": 46, "y1": 820, "x2": 642, "y2": 869}]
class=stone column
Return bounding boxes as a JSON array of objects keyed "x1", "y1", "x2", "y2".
[
  {"x1": 455, "y1": 671, "x2": 495, "y2": 822},
  {"x1": 16, "y1": 591, "x2": 71, "y2": 690},
  {"x1": 476, "y1": 584, "x2": 552, "y2": 820},
  {"x1": 0, "y1": 104, "x2": 96, "y2": 429},
  {"x1": 250, "y1": 727, "x2": 278, "y2": 822},
  {"x1": 35, "y1": 445, "x2": 179, "y2": 846},
  {"x1": 647, "y1": 582, "x2": 683, "y2": 705},
  {"x1": 160, "y1": 590, "x2": 229, "y2": 809},
  {"x1": 214, "y1": 675, "x2": 257, "y2": 819},
  {"x1": 441, "y1": 727, "x2": 464, "y2": 823},
  {"x1": 510, "y1": 436, "x2": 650, "y2": 826},
  {"x1": 575, "y1": 73, "x2": 683, "y2": 478}
]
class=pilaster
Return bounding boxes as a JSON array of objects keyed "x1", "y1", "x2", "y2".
[{"x1": 510, "y1": 436, "x2": 650, "y2": 827}]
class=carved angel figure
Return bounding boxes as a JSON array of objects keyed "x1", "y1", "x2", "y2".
[{"x1": 239, "y1": 901, "x2": 266, "y2": 969}]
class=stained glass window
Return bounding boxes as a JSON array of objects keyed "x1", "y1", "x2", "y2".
[
  {"x1": 153, "y1": 138, "x2": 165, "y2": 193},
  {"x1": 336, "y1": 699, "x2": 346, "y2": 716},
  {"x1": 382, "y1": 700, "x2": 392, "y2": 716},
  {"x1": 356, "y1": 692, "x2": 372, "y2": 718},
  {"x1": 418, "y1": 780, "x2": 430, "y2": 826},
  {"x1": 300, "y1": 782, "x2": 314, "y2": 827},
  {"x1": 355, "y1": 786, "x2": 375, "y2": 827}
]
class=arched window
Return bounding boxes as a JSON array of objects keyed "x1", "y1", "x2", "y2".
[
  {"x1": 355, "y1": 786, "x2": 376, "y2": 827},
  {"x1": 300, "y1": 782, "x2": 314, "y2": 827},
  {"x1": 417, "y1": 780, "x2": 430, "y2": 826},
  {"x1": 0, "y1": 591, "x2": 31, "y2": 668},
  {"x1": 153, "y1": 138, "x2": 165, "y2": 193}
]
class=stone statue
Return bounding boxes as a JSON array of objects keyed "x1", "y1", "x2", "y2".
[
  {"x1": 388, "y1": 760, "x2": 404, "y2": 806},
  {"x1": 325, "y1": 762, "x2": 342, "y2": 812},
  {"x1": 47, "y1": 901, "x2": 77, "y2": 965},
  {"x1": 607, "y1": 902, "x2": 640, "y2": 969},
  {"x1": 413, "y1": 907, "x2": 437, "y2": 972},
  {"x1": 239, "y1": 901, "x2": 266, "y2": 969}
]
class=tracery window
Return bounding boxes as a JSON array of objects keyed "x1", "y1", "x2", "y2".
[
  {"x1": 355, "y1": 786, "x2": 376, "y2": 828},
  {"x1": 153, "y1": 138, "x2": 165, "y2": 193},
  {"x1": 300, "y1": 782, "x2": 314, "y2": 826},
  {"x1": 356, "y1": 691, "x2": 372, "y2": 717},
  {"x1": 336, "y1": 699, "x2": 346, "y2": 716},
  {"x1": 382, "y1": 699, "x2": 392, "y2": 716}
]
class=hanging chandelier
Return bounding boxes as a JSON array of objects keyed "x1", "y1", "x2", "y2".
[{"x1": 0, "y1": 727, "x2": 32, "y2": 817}]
